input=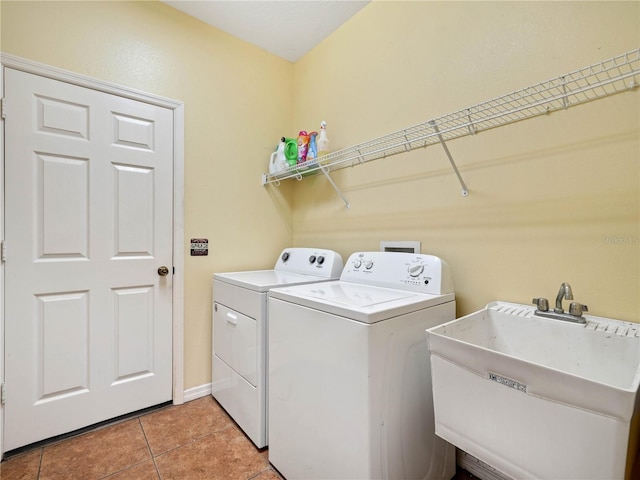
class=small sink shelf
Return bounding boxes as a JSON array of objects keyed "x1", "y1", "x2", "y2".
[{"x1": 262, "y1": 48, "x2": 640, "y2": 208}]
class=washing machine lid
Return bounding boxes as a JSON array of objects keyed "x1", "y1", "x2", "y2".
[
  {"x1": 302, "y1": 282, "x2": 415, "y2": 307},
  {"x1": 269, "y1": 281, "x2": 454, "y2": 324},
  {"x1": 213, "y1": 270, "x2": 335, "y2": 293}
]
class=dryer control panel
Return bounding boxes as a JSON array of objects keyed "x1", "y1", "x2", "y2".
[
  {"x1": 274, "y1": 248, "x2": 343, "y2": 278},
  {"x1": 341, "y1": 252, "x2": 453, "y2": 294}
]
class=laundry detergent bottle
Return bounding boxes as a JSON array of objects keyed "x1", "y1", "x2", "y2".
[
  {"x1": 269, "y1": 137, "x2": 288, "y2": 174},
  {"x1": 284, "y1": 138, "x2": 298, "y2": 167}
]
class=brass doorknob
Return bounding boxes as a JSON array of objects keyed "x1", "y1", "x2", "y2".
[{"x1": 158, "y1": 266, "x2": 170, "y2": 276}]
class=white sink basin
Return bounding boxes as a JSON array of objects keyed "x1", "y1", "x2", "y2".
[{"x1": 426, "y1": 301, "x2": 640, "y2": 480}]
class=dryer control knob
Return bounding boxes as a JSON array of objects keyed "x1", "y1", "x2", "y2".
[
  {"x1": 317, "y1": 256, "x2": 325, "y2": 265},
  {"x1": 309, "y1": 255, "x2": 317, "y2": 264},
  {"x1": 281, "y1": 252, "x2": 290, "y2": 262},
  {"x1": 408, "y1": 264, "x2": 424, "y2": 277},
  {"x1": 365, "y1": 260, "x2": 374, "y2": 270},
  {"x1": 353, "y1": 260, "x2": 362, "y2": 269}
]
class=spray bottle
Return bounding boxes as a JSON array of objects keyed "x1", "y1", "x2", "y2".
[{"x1": 317, "y1": 121, "x2": 330, "y2": 159}]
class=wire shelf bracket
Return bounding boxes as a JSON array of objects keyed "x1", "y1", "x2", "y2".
[
  {"x1": 430, "y1": 120, "x2": 469, "y2": 197},
  {"x1": 262, "y1": 48, "x2": 640, "y2": 206},
  {"x1": 318, "y1": 166, "x2": 350, "y2": 209}
]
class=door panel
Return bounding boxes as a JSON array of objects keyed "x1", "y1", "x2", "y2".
[
  {"x1": 36, "y1": 94, "x2": 89, "y2": 139},
  {"x1": 113, "y1": 164, "x2": 154, "y2": 256},
  {"x1": 4, "y1": 68, "x2": 173, "y2": 451},
  {"x1": 37, "y1": 290, "x2": 90, "y2": 401},
  {"x1": 39, "y1": 153, "x2": 89, "y2": 258},
  {"x1": 113, "y1": 285, "x2": 154, "y2": 382}
]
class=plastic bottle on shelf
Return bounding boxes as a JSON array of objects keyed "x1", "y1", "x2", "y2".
[
  {"x1": 269, "y1": 137, "x2": 288, "y2": 174},
  {"x1": 297, "y1": 131, "x2": 310, "y2": 164},
  {"x1": 307, "y1": 131, "x2": 318, "y2": 164},
  {"x1": 284, "y1": 137, "x2": 298, "y2": 167},
  {"x1": 317, "y1": 121, "x2": 330, "y2": 160}
]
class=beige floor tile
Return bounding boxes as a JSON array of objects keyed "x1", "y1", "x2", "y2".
[
  {"x1": 154, "y1": 426, "x2": 269, "y2": 480},
  {"x1": 101, "y1": 459, "x2": 159, "y2": 480},
  {"x1": 140, "y1": 396, "x2": 235, "y2": 455},
  {"x1": 38, "y1": 419, "x2": 150, "y2": 480},
  {"x1": 0, "y1": 449, "x2": 42, "y2": 480}
]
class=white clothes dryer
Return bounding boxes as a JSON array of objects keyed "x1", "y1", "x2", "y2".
[
  {"x1": 212, "y1": 248, "x2": 343, "y2": 448},
  {"x1": 268, "y1": 251, "x2": 456, "y2": 480}
]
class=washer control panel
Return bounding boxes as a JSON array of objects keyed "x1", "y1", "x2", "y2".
[
  {"x1": 275, "y1": 248, "x2": 343, "y2": 278},
  {"x1": 341, "y1": 252, "x2": 453, "y2": 294}
]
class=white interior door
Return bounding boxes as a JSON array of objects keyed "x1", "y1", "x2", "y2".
[{"x1": 3, "y1": 68, "x2": 174, "y2": 451}]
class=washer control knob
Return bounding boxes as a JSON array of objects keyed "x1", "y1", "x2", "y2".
[
  {"x1": 317, "y1": 256, "x2": 325, "y2": 265},
  {"x1": 309, "y1": 255, "x2": 317, "y2": 264},
  {"x1": 281, "y1": 252, "x2": 290, "y2": 262},
  {"x1": 353, "y1": 260, "x2": 362, "y2": 269},
  {"x1": 365, "y1": 260, "x2": 374, "y2": 270},
  {"x1": 408, "y1": 264, "x2": 424, "y2": 277}
]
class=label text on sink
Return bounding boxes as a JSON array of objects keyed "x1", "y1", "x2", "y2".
[{"x1": 488, "y1": 372, "x2": 527, "y2": 393}]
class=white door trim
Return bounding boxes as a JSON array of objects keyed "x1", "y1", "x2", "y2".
[{"x1": 0, "y1": 53, "x2": 185, "y2": 455}]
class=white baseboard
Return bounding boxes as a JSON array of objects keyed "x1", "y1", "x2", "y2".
[{"x1": 183, "y1": 383, "x2": 212, "y2": 402}]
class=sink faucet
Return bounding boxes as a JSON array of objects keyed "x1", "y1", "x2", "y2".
[
  {"x1": 555, "y1": 282, "x2": 573, "y2": 313},
  {"x1": 533, "y1": 282, "x2": 588, "y2": 324}
]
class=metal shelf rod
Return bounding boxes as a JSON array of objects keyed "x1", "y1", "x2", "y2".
[
  {"x1": 318, "y1": 166, "x2": 350, "y2": 209},
  {"x1": 431, "y1": 121, "x2": 469, "y2": 197}
]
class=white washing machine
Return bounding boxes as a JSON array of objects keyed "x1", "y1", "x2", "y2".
[
  {"x1": 268, "y1": 251, "x2": 456, "y2": 480},
  {"x1": 212, "y1": 248, "x2": 343, "y2": 448}
]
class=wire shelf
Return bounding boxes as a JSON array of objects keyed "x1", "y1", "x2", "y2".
[{"x1": 262, "y1": 48, "x2": 639, "y2": 190}]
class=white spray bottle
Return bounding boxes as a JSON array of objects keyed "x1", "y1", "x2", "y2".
[{"x1": 317, "y1": 121, "x2": 330, "y2": 159}]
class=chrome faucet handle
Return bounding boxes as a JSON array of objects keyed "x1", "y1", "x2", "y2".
[
  {"x1": 569, "y1": 302, "x2": 588, "y2": 317},
  {"x1": 532, "y1": 298, "x2": 549, "y2": 312}
]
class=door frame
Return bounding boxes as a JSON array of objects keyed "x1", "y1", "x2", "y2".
[{"x1": 0, "y1": 53, "x2": 185, "y2": 456}]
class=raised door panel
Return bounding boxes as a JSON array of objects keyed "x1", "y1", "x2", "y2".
[
  {"x1": 113, "y1": 164, "x2": 154, "y2": 258},
  {"x1": 36, "y1": 95, "x2": 89, "y2": 140},
  {"x1": 36, "y1": 291, "x2": 90, "y2": 402},
  {"x1": 112, "y1": 286, "x2": 154, "y2": 384},
  {"x1": 38, "y1": 153, "x2": 89, "y2": 259}
]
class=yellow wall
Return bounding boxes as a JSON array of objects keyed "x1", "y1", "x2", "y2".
[
  {"x1": 1, "y1": 0, "x2": 294, "y2": 389},
  {"x1": 291, "y1": 0, "x2": 640, "y2": 322}
]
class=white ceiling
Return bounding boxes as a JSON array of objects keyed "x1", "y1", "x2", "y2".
[{"x1": 162, "y1": 1, "x2": 370, "y2": 62}]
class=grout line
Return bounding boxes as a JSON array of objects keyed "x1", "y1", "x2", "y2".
[
  {"x1": 94, "y1": 417, "x2": 161, "y2": 479},
  {"x1": 98, "y1": 459, "x2": 155, "y2": 480},
  {"x1": 138, "y1": 417, "x2": 163, "y2": 479},
  {"x1": 36, "y1": 447, "x2": 43, "y2": 480}
]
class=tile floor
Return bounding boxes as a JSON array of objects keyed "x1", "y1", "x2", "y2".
[{"x1": 0, "y1": 396, "x2": 475, "y2": 480}]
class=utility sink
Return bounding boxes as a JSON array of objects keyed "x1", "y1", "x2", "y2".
[{"x1": 426, "y1": 301, "x2": 640, "y2": 480}]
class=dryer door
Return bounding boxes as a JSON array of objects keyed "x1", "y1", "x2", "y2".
[{"x1": 213, "y1": 303, "x2": 257, "y2": 386}]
